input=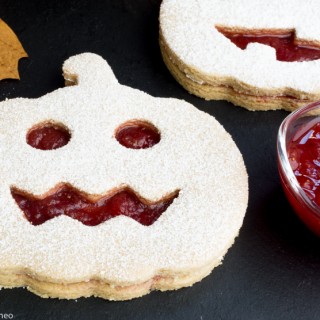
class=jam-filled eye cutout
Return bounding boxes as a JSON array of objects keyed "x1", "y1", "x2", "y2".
[
  {"x1": 27, "y1": 121, "x2": 71, "y2": 150},
  {"x1": 115, "y1": 120, "x2": 161, "y2": 149}
]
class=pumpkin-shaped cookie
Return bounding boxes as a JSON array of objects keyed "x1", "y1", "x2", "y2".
[{"x1": 0, "y1": 53, "x2": 248, "y2": 300}]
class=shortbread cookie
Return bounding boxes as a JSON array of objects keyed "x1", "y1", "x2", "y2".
[
  {"x1": 160, "y1": 0, "x2": 320, "y2": 111},
  {"x1": 0, "y1": 53, "x2": 248, "y2": 300}
]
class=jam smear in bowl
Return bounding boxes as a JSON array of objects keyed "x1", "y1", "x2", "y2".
[{"x1": 277, "y1": 101, "x2": 320, "y2": 235}]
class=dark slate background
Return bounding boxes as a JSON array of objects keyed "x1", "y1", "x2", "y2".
[{"x1": 1, "y1": 1, "x2": 320, "y2": 319}]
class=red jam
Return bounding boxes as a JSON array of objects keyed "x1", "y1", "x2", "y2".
[
  {"x1": 217, "y1": 28, "x2": 320, "y2": 62},
  {"x1": 288, "y1": 121, "x2": 320, "y2": 206},
  {"x1": 116, "y1": 121, "x2": 160, "y2": 149},
  {"x1": 11, "y1": 184, "x2": 179, "y2": 226},
  {"x1": 27, "y1": 123, "x2": 71, "y2": 150}
]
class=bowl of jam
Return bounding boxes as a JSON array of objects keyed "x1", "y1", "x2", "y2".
[{"x1": 278, "y1": 101, "x2": 320, "y2": 235}]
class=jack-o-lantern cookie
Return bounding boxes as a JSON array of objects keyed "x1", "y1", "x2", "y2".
[
  {"x1": 160, "y1": 0, "x2": 320, "y2": 111},
  {"x1": 0, "y1": 53, "x2": 248, "y2": 300}
]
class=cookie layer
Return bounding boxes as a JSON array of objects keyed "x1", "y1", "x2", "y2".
[
  {"x1": 160, "y1": 36, "x2": 313, "y2": 111},
  {"x1": 159, "y1": 0, "x2": 320, "y2": 110},
  {"x1": 0, "y1": 249, "x2": 226, "y2": 300},
  {"x1": 0, "y1": 53, "x2": 248, "y2": 300}
]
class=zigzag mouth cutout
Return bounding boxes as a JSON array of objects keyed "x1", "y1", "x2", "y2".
[
  {"x1": 216, "y1": 26, "x2": 320, "y2": 62},
  {"x1": 11, "y1": 183, "x2": 180, "y2": 226}
]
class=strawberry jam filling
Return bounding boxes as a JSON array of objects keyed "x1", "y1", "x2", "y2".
[
  {"x1": 27, "y1": 123, "x2": 71, "y2": 150},
  {"x1": 288, "y1": 121, "x2": 320, "y2": 206},
  {"x1": 11, "y1": 184, "x2": 179, "y2": 226},
  {"x1": 217, "y1": 27, "x2": 320, "y2": 62},
  {"x1": 116, "y1": 121, "x2": 160, "y2": 149}
]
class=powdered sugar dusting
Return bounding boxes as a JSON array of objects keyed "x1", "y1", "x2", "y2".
[
  {"x1": 0, "y1": 53, "x2": 248, "y2": 285},
  {"x1": 160, "y1": 0, "x2": 320, "y2": 93}
]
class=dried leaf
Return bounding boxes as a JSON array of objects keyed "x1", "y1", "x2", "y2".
[{"x1": 0, "y1": 19, "x2": 28, "y2": 80}]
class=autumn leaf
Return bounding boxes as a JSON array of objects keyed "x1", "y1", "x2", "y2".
[{"x1": 0, "y1": 19, "x2": 28, "y2": 80}]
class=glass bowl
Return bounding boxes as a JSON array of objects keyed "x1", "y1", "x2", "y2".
[{"x1": 277, "y1": 101, "x2": 320, "y2": 236}]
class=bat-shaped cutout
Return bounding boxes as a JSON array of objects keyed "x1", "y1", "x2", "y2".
[
  {"x1": 217, "y1": 27, "x2": 320, "y2": 62},
  {"x1": 11, "y1": 184, "x2": 179, "y2": 226}
]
